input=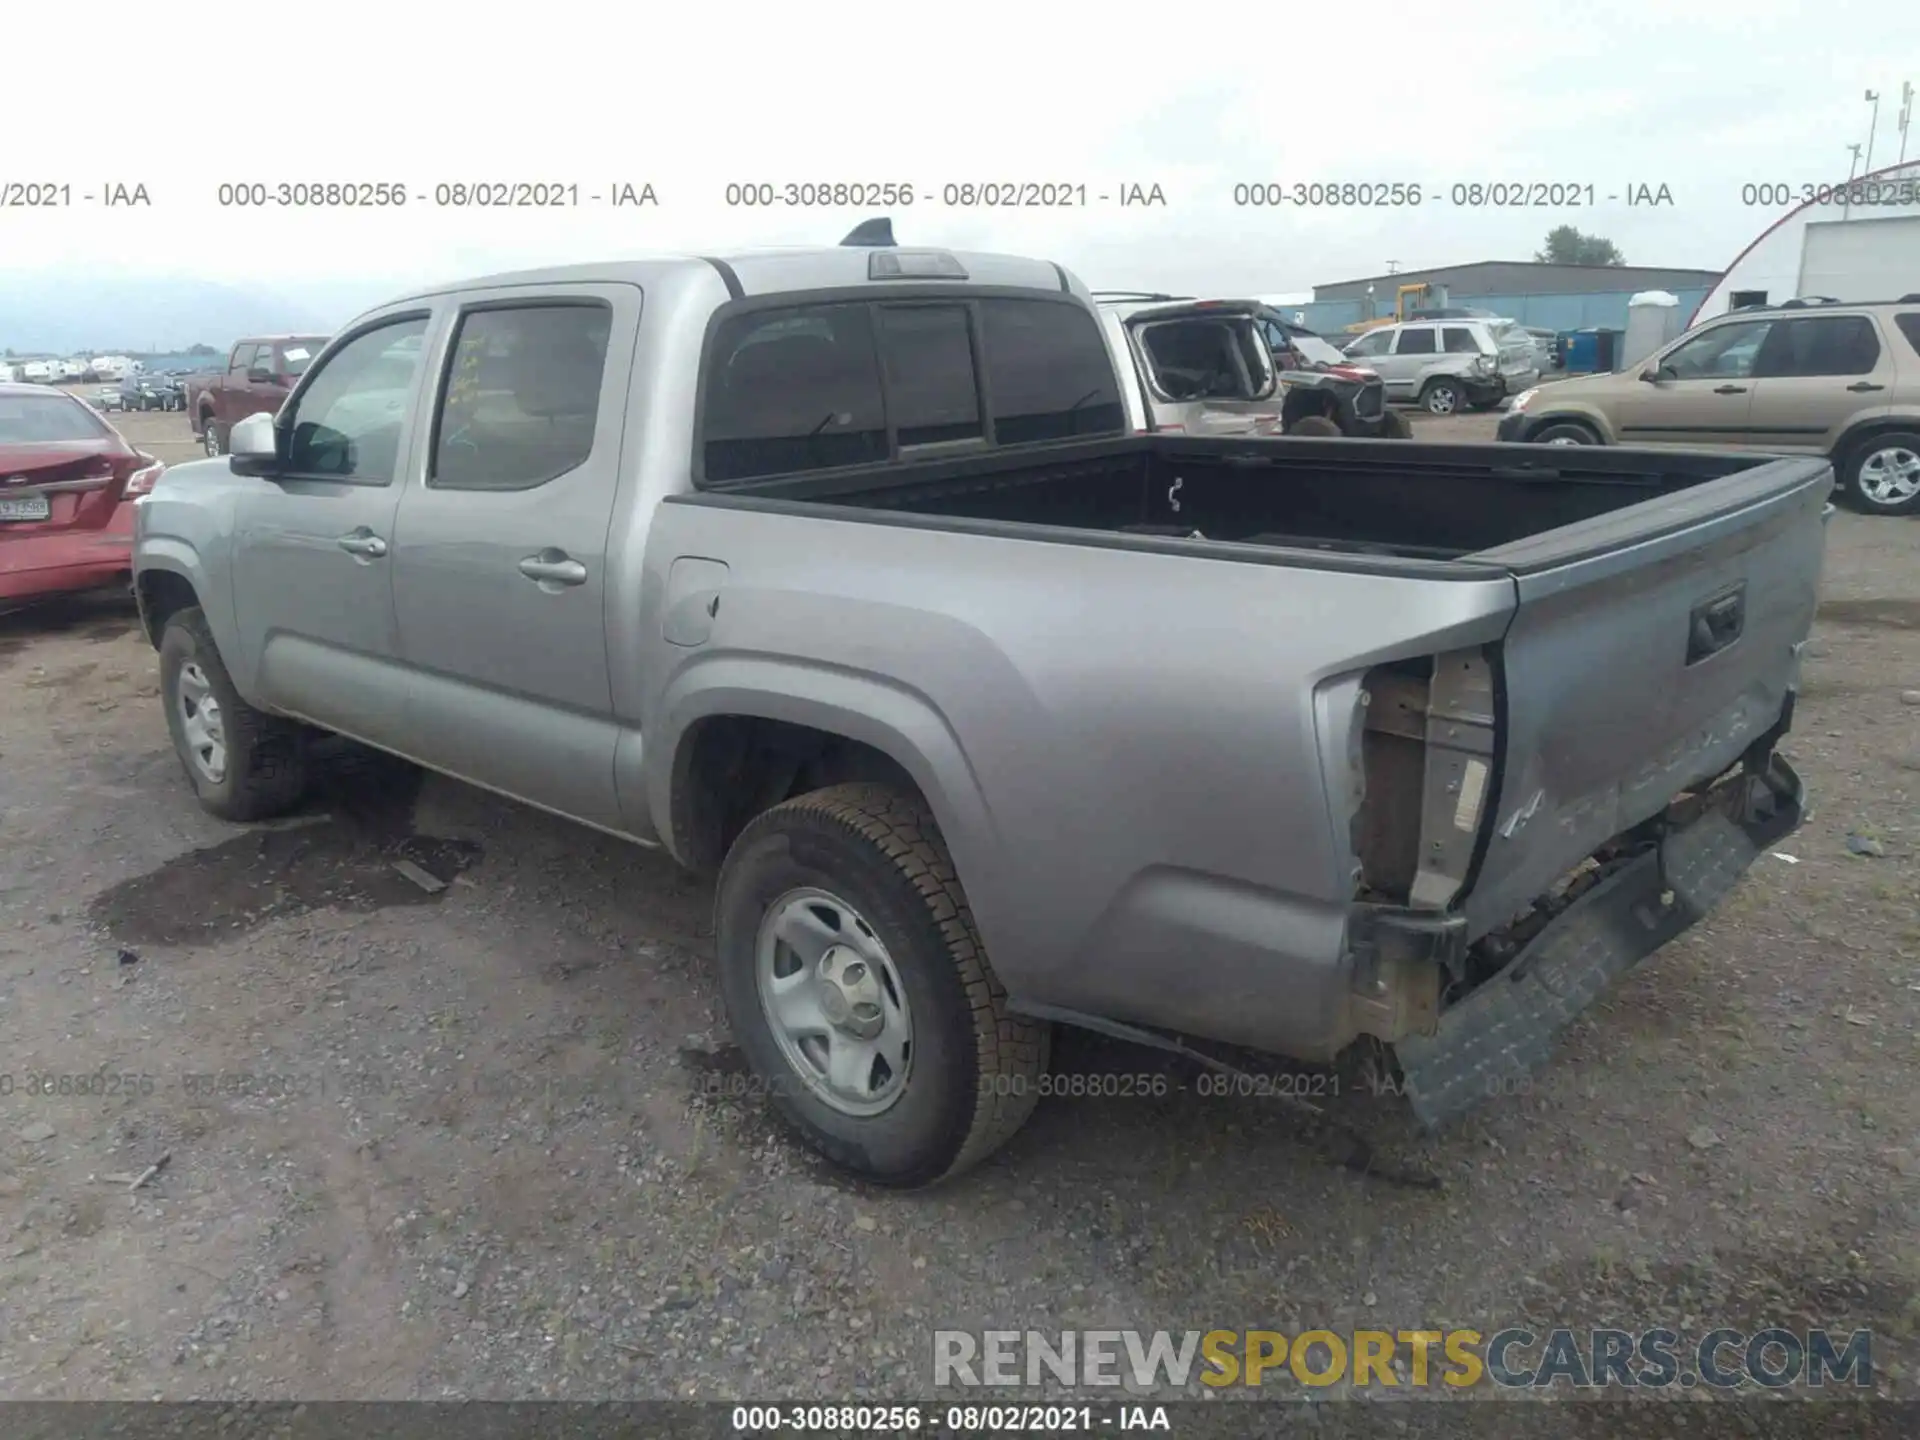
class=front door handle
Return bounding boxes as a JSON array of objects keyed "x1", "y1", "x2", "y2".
[
  {"x1": 1846, "y1": 381, "x2": 1886, "y2": 392},
  {"x1": 1712, "y1": 384, "x2": 1747, "y2": 395},
  {"x1": 519, "y1": 549, "x2": 588, "y2": 588},
  {"x1": 337, "y1": 529, "x2": 388, "y2": 559}
]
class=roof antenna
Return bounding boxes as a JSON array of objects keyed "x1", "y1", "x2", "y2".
[{"x1": 840, "y1": 217, "x2": 896, "y2": 247}]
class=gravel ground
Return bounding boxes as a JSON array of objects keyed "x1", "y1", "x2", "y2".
[{"x1": 1, "y1": 409, "x2": 1915, "y2": 1421}]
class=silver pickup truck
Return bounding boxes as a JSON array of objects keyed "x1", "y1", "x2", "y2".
[{"x1": 130, "y1": 234, "x2": 1827, "y2": 1188}]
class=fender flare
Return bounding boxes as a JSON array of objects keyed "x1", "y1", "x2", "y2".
[{"x1": 650, "y1": 653, "x2": 1000, "y2": 894}]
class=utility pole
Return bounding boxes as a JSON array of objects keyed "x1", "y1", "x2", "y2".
[
  {"x1": 1864, "y1": 89, "x2": 1881, "y2": 174},
  {"x1": 1385, "y1": 260, "x2": 1400, "y2": 275},
  {"x1": 1899, "y1": 81, "x2": 1914, "y2": 167}
]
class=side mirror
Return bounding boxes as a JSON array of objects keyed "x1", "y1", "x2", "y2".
[
  {"x1": 1639, "y1": 365, "x2": 1664, "y2": 383},
  {"x1": 228, "y1": 412, "x2": 281, "y2": 476},
  {"x1": 247, "y1": 366, "x2": 276, "y2": 384}
]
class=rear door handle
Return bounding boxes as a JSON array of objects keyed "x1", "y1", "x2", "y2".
[
  {"x1": 1846, "y1": 381, "x2": 1885, "y2": 392},
  {"x1": 336, "y1": 529, "x2": 388, "y2": 559},
  {"x1": 519, "y1": 549, "x2": 588, "y2": 588},
  {"x1": 1712, "y1": 385, "x2": 1747, "y2": 395}
]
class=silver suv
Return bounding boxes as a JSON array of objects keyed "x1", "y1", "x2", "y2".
[{"x1": 1344, "y1": 319, "x2": 1540, "y2": 415}]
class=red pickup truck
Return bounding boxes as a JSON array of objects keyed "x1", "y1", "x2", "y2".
[{"x1": 186, "y1": 334, "x2": 330, "y2": 457}]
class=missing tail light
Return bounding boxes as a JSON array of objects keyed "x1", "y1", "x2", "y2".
[
  {"x1": 123, "y1": 461, "x2": 165, "y2": 498},
  {"x1": 1352, "y1": 648, "x2": 1498, "y2": 911}
]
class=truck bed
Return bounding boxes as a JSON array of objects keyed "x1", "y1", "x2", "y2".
[{"x1": 697, "y1": 433, "x2": 1819, "y2": 570}]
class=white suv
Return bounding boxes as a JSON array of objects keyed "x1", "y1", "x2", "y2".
[{"x1": 1343, "y1": 319, "x2": 1540, "y2": 415}]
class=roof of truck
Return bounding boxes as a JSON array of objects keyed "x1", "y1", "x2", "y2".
[{"x1": 387, "y1": 247, "x2": 1082, "y2": 307}]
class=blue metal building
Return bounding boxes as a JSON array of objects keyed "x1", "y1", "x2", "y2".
[{"x1": 1284, "y1": 260, "x2": 1721, "y2": 335}]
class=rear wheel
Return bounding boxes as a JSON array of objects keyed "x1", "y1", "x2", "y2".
[
  {"x1": 1420, "y1": 379, "x2": 1463, "y2": 416},
  {"x1": 159, "y1": 607, "x2": 308, "y2": 821},
  {"x1": 714, "y1": 782, "x2": 1049, "y2": 1187},
  {"x1": 1840, "y1": 432, "x2": 1920, "y2": 515},
  {"x1": 1531, "y1": 420, "x2": 1600, "y2": 446},
  {"x1": 201, "y1": 418, "x2": 225, "y2": 457}
]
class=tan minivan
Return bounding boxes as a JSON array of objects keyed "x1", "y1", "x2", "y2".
[{"x1": 1498, "y1": 298, "x2": 1920, "y2": 515}]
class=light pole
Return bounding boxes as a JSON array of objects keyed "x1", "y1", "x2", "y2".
[
  {"x1": 1845, "y1": 143, "x2": 1862, "y2": 218},
  {"x1": 1864, "y1": 89, "x2": 1881, "y2": 174},
  {"x1": 1900, "y1": 82, "x2": 1913, "y2": 167}
]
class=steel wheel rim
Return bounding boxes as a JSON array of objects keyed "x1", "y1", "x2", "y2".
[
  {"x1": 176, "y1": 661, "x2": 227, "y2": 783},
  {"x1": 1427, "y1": 386, "x2": 1458, "y2": 415},
  {"x1": 755, "y1": 886, "x2": 913, "y2": 1117},
  {"x1": 1547, "y1": 434, "x2": 1584, "y2": 446},
  {"x1": 203, "y1": 427, "x2": 219, "y2": 457},
  {"x1": 1858, "y1": 446, "x2": 1920, "y2": 506}
]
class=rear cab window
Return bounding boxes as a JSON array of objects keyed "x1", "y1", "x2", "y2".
[{"x1": 700, "y1": 294, "x2": 1122, "y2": 483}]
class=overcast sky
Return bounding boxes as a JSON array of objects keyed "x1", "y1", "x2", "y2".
[{"x1": 4, "y1": 0, "x2": 1917, "y2": 313}]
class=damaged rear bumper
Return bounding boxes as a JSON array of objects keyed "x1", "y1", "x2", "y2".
[{"x1": 1392, "y1": 752, "x2": 1804, "y2": 1130}]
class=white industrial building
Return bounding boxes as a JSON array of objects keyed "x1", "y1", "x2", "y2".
[{"x1": 1690, "y1": 159, "x2": 1920, "y2": 323}]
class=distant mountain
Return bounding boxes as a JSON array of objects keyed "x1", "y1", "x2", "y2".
[{"x1": 0, "y1": 272, "x2": 402, "y2": 355}]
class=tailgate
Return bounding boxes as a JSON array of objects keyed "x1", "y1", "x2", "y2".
[{"x1": 1459, "y1": 455, "x2": 1832, "y2": 936}]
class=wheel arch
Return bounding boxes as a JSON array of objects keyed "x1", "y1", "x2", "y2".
[
  {"x1": 1832, "y1": 414, "x2": 1920, "y2": 465},
  {"x1": 134, "y1": 551, "x2": 206, "y2": 649},
  {"x1": 655, "y1": 661, "x2": 997, "y2": 889}
]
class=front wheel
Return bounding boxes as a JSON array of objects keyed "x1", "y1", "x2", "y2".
[
  {"x1": 159, "y1": 607, "x2": 308, "y2": 821},
  {"x1": 1841, "y1": 432, "x2": 1920, "y2": 515},
  {"x1": 714, "y1": 783, "x2": 1050, "y2": 1187},
  {"x1": 1374, "y1": 410, "x2": 1414, "y2": 440},
  {"x1": 1531, "y1": 420, "x2": 1600, "y2": 446},
  {"x1": 1421, "y1": 380, "x2": 1463, "y2": 416}
]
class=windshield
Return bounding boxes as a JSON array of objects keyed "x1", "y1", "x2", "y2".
[{"x1": 0, "y1": 392, "x2": 111, "y2": 442}]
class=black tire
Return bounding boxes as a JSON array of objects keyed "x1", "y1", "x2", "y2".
[
  {"x1": 1287, "y1": 414, "x2": 1342, "y2": 438},
  {"x1": 1420, "y1": 379, "x2": 1463, "y2": 416},
  {"x1": 714, "y1": 782, "x2": 1050, "y2": 1187},
  {"x1": 1375, "y1": 410, "x2": 1414, "y2": 440},
  {"x1": 159, "y1": 606, "x2": 308, "y2": 822},
  {"x1": 1838, "y1": 430, "x2": 1920, "y2": 516},
  {"x1": 201, "y1": 417, "x2": 225, "y2": 457},
  {"x1": 1530, "y1": 420, "x2": 1601, "y2": 446}
]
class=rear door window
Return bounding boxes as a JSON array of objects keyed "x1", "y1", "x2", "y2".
[
  {"x1": 874, "y1": 305, "x2": 983, "y2": 448},
  {"x1": 977, "y1": 298, "x2": 1124, "y2": 444},
  {"x1": 703, "y1": 305, "x2": 889, "y2": 483},
  {"x1": 1754, "y1": 315, "x2": 1882, "y2": 377},
  {"x1": 432, "y1": 303, "x2": 613, "y2": 491},
  {"x1": 1897, "y1": 313, "x2": 1920, "y2": 357},
  {"x1": 1396, "y1": 328, "x2": 1438, "y2": 355},
  {"x1": 1441, "y1": 327, "x2": 1480, "y2": 354}
]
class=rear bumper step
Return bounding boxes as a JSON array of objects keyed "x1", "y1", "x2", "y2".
[{"x1": 1394, "y1": 753, "x2": 1804, "y2": 1129}]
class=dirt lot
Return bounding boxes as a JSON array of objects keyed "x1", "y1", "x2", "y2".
[{"x1": 1, "y1": 407, "x2": 1916, "y2": 1418}]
